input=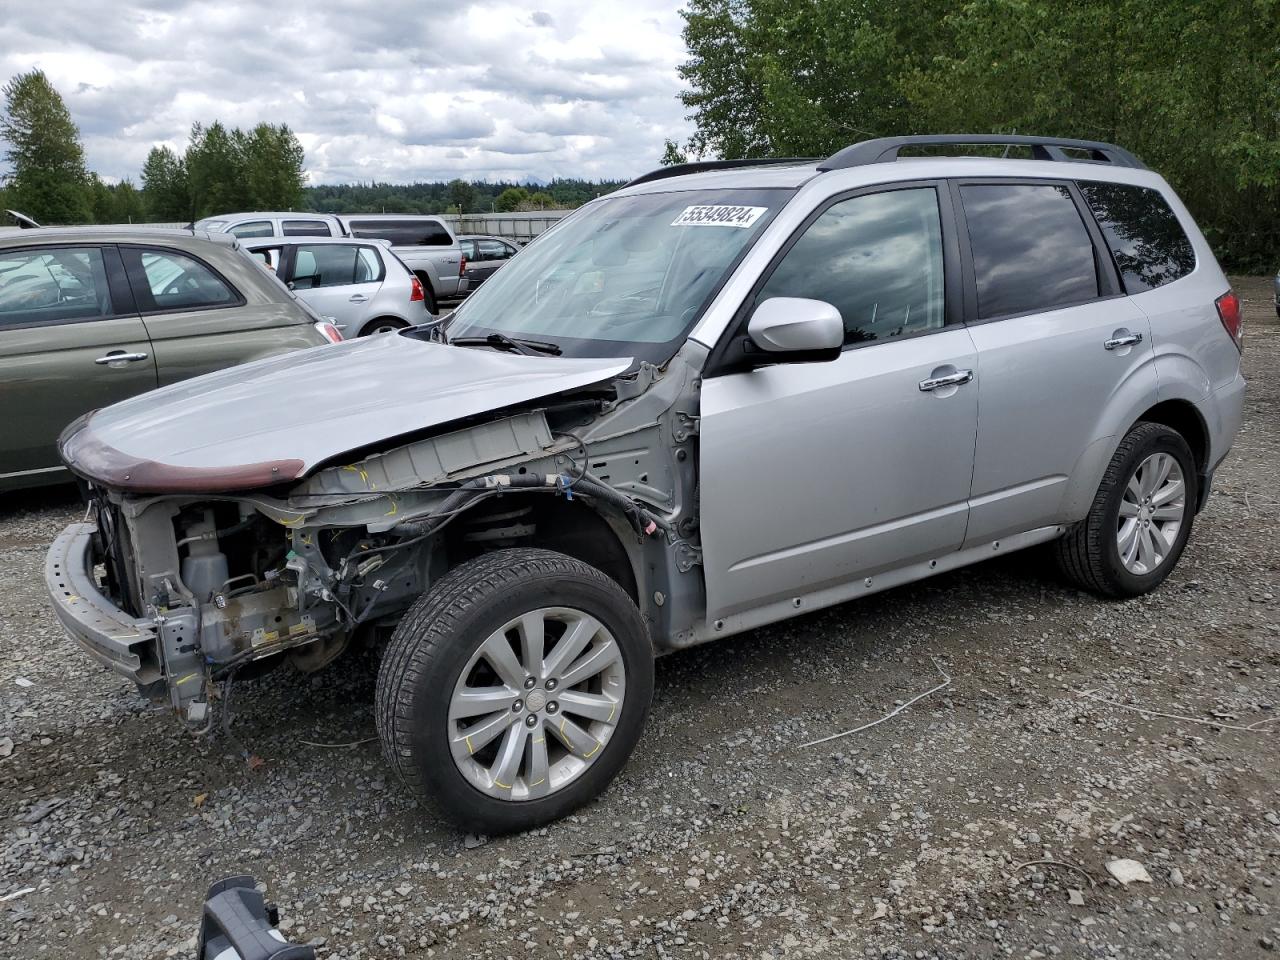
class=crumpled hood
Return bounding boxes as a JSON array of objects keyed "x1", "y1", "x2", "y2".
[{"x1": 60, "y1": 332, "x2": 632, "y2": 492}]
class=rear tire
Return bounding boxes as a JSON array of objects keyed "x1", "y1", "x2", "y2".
[
  {"x1": 376, "y1": 548, "x2": 653, "y2": 833},
  {"x1": 413, "y1": 273, "x2": 439, "y2": 315},
  {"x1": 359, "y1": 317, "x2": 408, "y2": 336},
  {"x1": 1055, "y1": 422, "x2": 1197, "y2": 598}
]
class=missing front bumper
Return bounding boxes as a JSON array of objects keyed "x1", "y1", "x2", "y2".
[{"x1": 45, "y1": 522, "x2": 159, "y2": 685}]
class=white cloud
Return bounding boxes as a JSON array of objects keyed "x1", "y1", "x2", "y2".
[{"x1": 0, "y1": 0, "x2": 693, "y2": 184}]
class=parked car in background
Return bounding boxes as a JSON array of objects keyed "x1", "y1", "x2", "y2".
[
  {"x1": 458, "y1": 234, "x2": 519, "y2": 289},
  {"x1": 193, "y1": 212, "x2": 344, "y2": 239},
  {"x1": 0, "y1": 228, "x2": 338, "y2": 492},
  {"x1": 337, "y1": 215, "x2": 467, "y2": 314},
  {"x1": 241, "y1": 236, "x2": 431, "y2": 336},
  {"x1": 45, "y1": 135, "x2": 1245, "y2": 833}
]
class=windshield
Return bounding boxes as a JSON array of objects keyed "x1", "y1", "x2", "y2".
[{"x1": 444, "y1": 188, "x2": 792, "y2": 361}]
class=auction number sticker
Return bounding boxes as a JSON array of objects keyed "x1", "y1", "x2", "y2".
[{"x1": 671, "y1": 204, "x2": 767, "y2": 229}]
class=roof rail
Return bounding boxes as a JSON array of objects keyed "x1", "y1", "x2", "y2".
[
  {"x1": 625, "y1": 157, "x2": 818, "y2": 189},
  {"x1": 818, "y1": 135, "x2": 1146, "y2": 171}
]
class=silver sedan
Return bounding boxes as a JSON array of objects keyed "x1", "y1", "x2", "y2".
[{"x1": 241, "y1": 236, "x2": 434, "y2": 336}]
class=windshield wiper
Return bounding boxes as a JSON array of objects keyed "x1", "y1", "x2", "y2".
[{"x1": 450, "y1": 333, "x2": 562, "y2": 356}]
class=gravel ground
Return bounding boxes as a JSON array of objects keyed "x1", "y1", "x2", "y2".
[{"x1": 2, "y1": 277, "x2": 1277, "y2": 960}]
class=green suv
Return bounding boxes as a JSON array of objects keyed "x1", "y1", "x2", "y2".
[{"x1": 0, "y1": 228, "x2": 338, "y2": 492}]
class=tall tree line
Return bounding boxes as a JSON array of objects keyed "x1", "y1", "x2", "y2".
[
  {"x1": 0, "y1": 68, "x2": 306, "y2": 225},
  {"x1": 675, "y1": 0, "x2": 1280, "y2": 270}
]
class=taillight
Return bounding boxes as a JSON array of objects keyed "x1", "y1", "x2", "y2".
[
  {"x1": 410, "y1": 276, "x2": 425, "y2": 302},
  {"x1": 313, "y1": 321, "x2": 343, "y2": 344},
  {"x1": 459, "y1": 255, "x2": 467, "y2": 278},
  {"x1": 1215, "y1": 290, "x2": 1243, "y2": 351}
]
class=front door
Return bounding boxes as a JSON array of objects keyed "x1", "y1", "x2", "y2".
[
  {"x1": 952, "y1": 180, "x2": 1156, "y2": 545},
  {"x1": 700, "y1": 185, "x2": 979, "y2": 624},
  {"x1": 0, "y1": 244, "x2": 155, "y2": 485}
]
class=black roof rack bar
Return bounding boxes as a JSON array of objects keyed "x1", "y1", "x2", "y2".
[
  {"x1": 818, "y1": 135, "x2": 1146, "y2": 171},
  {"x1": 625, "y1": 157, "x2": 819, "y2": 189}
]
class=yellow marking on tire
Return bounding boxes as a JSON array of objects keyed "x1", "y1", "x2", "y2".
[
  {"x1": 530, "y1": 778, "x2": 546, "y2": 787},
  {"x1": 493, "y1": 779, "x2": 512, "y2": 790},
  {"x1": 175, "y1": 673, "x2": 199, "y2": 686},
  {"x1": 584, "y1": 740, "x2": 601, "y2": 759},
  {"x1": 533, "y1": 737, "x2": 545, "y2": 744},
  {"x1": 465, "y1": 735, "x2": 474, "y2": 755},
  {"x1": 607, "y1": 702, "x2": 616, "y2": 723}
]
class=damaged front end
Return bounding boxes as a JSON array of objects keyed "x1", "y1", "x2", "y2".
[{"x1": 49, "y1": 348, "x2": 704, "y2": 730}]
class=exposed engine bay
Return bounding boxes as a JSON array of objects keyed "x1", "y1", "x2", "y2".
[{"x1": 72, "y1": 346, "x2": 708, "y2": 729}]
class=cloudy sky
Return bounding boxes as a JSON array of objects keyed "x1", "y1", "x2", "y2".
[{"x1": 1, "y1": 1, "x2": 693, "y2": 185}]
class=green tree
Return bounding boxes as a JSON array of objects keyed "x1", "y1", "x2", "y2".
[
  {"x1": 243, "y1": 122, "x2": 305, "y2": 209},
  {"x1": 141, "y1": 145, "x2": 191, "y2": 221},
  {"x1": 0, "y1": 68, "x2": 92, "y2": 223},
  {"x1": 495, "y1": 186, "x2": 530, "y2": 212},
  {"x1": 526, "y1": 191, "x2": 555, "y2": 210},
  {"x1": 675, "y1": 0, "x2": 1280, "y2": 269},
  {"x1": 185, "y1": 121, "x2": 251, "y2": 218},
  {"x1": 447, "y1": 178, "x2": 476, "y2": 213},
  {"x1": 660, "y1": 139, "x2": 689, "y2": 166}
]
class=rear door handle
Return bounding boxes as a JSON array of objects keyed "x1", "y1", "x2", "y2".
[
  {"x1": 348, "y1": 294, "x2": 368, "y2": 303},
  {"x1": 1104, "y1": 332, "x2": 1143, "y2": 350},
  {"x1": 94, "y1": 351, "x2": 149, "y2": 365},
  {"x1": 919, "y1": 369, "x2": 974, "y2": 392}
]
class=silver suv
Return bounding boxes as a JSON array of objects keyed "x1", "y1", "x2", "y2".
[{"x1": 47, "y1": 136, "x2": 1245, "y2": 834}]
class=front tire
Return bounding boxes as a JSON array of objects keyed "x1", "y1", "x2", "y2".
[
  {"x1": 1055, "y1": 422, "x2": 1197, "y2": 598},
  {"x1": 376, "y1": 548, "x2": 653, "y2": 833}
]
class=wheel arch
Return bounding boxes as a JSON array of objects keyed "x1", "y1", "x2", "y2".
[
  {"x1": 1061, "y1": 398, "x2": 1210, "y2": 522},
  {"x1": 358, "y1": 315, "x2": 410, "y2": 337},
  {"x1": 438, "y1": 493, "x2": 641, "y2": 605}
]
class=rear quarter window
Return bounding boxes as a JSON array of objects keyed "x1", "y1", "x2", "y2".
[{"x1": 1078, "y1": 181, "x2": 1195, "y2": 293}]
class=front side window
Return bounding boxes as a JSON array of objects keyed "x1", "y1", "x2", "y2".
[
  {"x1": 282, "y1": 219, "x2": 333, "y2": 237},
  {"x1": 459, "y1": 239, "x2": 477, "y2": 260},
  {"x1": 0, "y1": 246, "x2": 111, "y2": 326},
  {"x1": 1078, "y1": 181, "x2": 1195, "y2": 293},
  {"x1": 228, "y1": 220, "x2": 274, "y2": 239},
  {"x1": 128, "y1": 248, "x2": 237, "y2": 311},
  {"x1": 479, "y1": 239, "x2": 514, "y2": 261},
  {"x1": 291, "y1": 245, "x2": 383, "y2": 289},
  {"x1": 248, "y1": 246, "x2": 283, "y2": 273},
  {"x1": 757, "y1": 187, "x2": 946, "y2": 345},
  {"x1": 443, "y1": 187, "x2": 790, "y2": 361},
  {"x1": 960, "y1": 183, "x2": 1099, "y2": 319},
  {"x1": 348, "y1": 219, "x2": 452, "y2": 246}
]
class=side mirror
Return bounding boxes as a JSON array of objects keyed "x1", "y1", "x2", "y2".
[{"x1": 745, "y1": 297, "x2": 844, "y2": 363}]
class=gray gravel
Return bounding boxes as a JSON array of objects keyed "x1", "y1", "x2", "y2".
[{"x1": 2, "y1": 277, "x2": 1277, "y2": 959}]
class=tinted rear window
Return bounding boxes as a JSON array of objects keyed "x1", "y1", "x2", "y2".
[
  {"x1": 347, "y1": 219, "x2": 452, "y2": 246},
  {"x1": 960, "y1": 183, "x2": 1099, "y2": 319},
  {"x1": 1078, "y1": 181, "x2": 1195, "y2": 293},
  {"x1": 282, "y1": 219, "x2": 333, "y2": 237}
]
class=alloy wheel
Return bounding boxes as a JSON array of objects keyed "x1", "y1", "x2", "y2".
[
  {"x1": 447, "y1": 607, "x2": 626, "y2": 801},
  {"x1": 1116, "y1": 452, "x2": 1185, "y2": 575}
]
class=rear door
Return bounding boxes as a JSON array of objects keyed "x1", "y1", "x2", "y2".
[
  {"x1": 120, "y1": 244, "x2": 284, "y2": 385},
  {"x1": 954, "y1": 179, "x2": 1155, "y2": 545},
  {"x1": 0, "y1": 244, "x2": 155, "y2": 484},
  {"x1": 700, "y1": 183, "x2": 979, "y2": 624},
  {"x1": 284, "y1": 243, "x2": 385, "y2": 333}
]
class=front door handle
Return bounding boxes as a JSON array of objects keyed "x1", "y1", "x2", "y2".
[
  {"x1": 348, "y1": 294, "x2": 368, "y2": 303},
  {"x1": 94, "y1": 351, "x2": 149, "y2": 365},
  {"x1": 919, "y1": 369, "x2": 974, "y2": 392},
  {"x1": 1104, "y1": 332, "x2": 1143, "y2": 350}
]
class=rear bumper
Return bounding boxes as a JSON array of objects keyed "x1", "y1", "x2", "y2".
[{"x1": 46, "y1": 522, "x2": 157, "y2": 684}]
